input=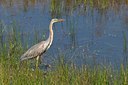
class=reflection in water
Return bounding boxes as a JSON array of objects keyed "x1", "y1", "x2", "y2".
[
  {"x1": 67, "y1": 17, "x2": 78, "y2": 50},
  {"x1": 123, "y1": 52, "x2": 128, "y2": 69},
  {"x1": 23, "y1": 0, "x2": 29, "y2": 12},
  {"x1": 0, "y1": 21, "x2": 5, "y2": 48},
  {"x1": 94, "y1": 13, "x2": 106, "y2": 38},
  {"x1": 122, "y1": 31, "x2": 128, "y2": 68}
]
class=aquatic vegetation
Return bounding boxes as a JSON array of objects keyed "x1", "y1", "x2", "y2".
[
  {"x1": 0, "y1": 0, "x2": 127, "y2": 16},
  {"x1": 0, "y1": 0, "x2": 128, "y2": 84},
  {"x1": 123, "y1": 31, "x2": 127, "y2": 52},
  {"x1": 0, "y1": 20, "x2": 128, "y2": 85},
  {"x1": 1, "y1": 54, "x2": 128, "y2": 84}
]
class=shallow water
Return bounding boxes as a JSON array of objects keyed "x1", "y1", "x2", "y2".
[{"x1": 0, "y1": 0, "x2": 128, "y2": 68}]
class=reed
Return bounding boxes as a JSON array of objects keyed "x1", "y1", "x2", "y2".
[{"x1": 123, "y1": 31, "x2": 127, "y2": 52}]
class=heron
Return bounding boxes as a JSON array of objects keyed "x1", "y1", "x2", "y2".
[{"x1": 20, "y1": 18, "x2": 64, "y2": 68}]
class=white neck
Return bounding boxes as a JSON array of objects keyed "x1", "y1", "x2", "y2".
[{"x1": 45, "y1": 21, "x2": 54, "y2": 50}]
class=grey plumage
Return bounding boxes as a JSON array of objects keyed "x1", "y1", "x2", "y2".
[
  {"x1": 20, "y1": 41, "x2": 47, "y2": 61},
  {"x1": 20, "y1": 18, "x2": 64, "y2": 67}
]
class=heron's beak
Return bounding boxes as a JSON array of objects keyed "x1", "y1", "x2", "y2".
[{"x1": 58, "y1": 19, "x2": 64, "y2": 22}]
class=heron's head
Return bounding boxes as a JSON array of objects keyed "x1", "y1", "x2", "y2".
[{"x1": 51, "y1": 18, "x2": 64, "y2": 23}]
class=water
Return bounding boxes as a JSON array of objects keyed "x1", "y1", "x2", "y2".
[{"x1": 0, "y1": 0, "x2": 128, "y2": 68}]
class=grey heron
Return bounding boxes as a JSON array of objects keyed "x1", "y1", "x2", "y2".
[{"x1": 20, "y1": 18, "x2": 64, "y2": 68}]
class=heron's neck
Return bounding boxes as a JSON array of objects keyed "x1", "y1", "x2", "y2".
[{"x1": 48, "y1": 21, "x2": 54, "y2": 42}]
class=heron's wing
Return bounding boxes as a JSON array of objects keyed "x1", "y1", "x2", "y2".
[{"x1": 20, "y1": 41, "x2": 47, "y2": 61}]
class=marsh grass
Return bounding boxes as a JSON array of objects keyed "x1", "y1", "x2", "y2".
[
  {"x1": 0, "y1": 22, "x2": 128, "y2": 85},
  {"x1": 1, "y1": 56, "x2": 128, "y2": 85},
  {"x1": 0, "y1": 0, "x2": 126, "y2": 11},
  {"x1": 49, "y1": 0, "x2": 125, "y2": 16}
]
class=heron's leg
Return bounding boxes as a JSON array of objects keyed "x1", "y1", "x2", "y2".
[{"x1": 36, "y1": 56, "x2": 40, "y2": 68}]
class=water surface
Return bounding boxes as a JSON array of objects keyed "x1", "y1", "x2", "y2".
[{"x1": 0, "y1": 0, "x2": 128, "y2": 68}]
